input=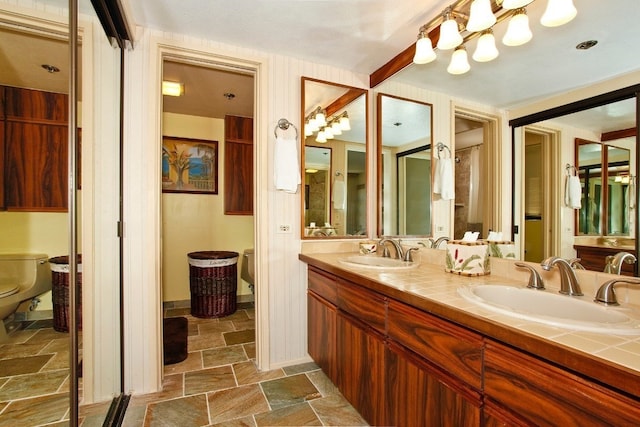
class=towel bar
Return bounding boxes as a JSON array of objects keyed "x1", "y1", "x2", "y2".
[{"x1": 274, "y1": 118, "x2": 299, "y2": 139}]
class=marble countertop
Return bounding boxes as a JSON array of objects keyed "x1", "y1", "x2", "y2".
[{"x1": 300, "y1": 251, "x2": 640, "y2": 397}]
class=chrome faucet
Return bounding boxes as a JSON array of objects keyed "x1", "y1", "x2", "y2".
[
  {"x1": 568, "y1": 258, "x2": 586, "y2": 270},
  {"x1": 604, "y1": 252, "x2": 637, "y2": 275},
  {"x1": 514, "y1": 262, "x2": 545, "y2": 290},
  {"x1": 594, "y1": 278, "x2": 640, "y2": 306},
  {"x1": 378, "y1": 238, "x2": 404, "y2": 259},
  {"x1": 540, "y1": 257, "x2": 583, "y2": 296},
  {"x1": 428, "y1": 236, "x2": 449, "y2": 249}
]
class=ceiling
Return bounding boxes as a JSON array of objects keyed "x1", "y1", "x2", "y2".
[{"x1": 1, "y1": 0, "x2": 638, "y2": 133}]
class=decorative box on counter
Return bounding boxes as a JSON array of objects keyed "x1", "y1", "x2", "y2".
[
  {"x1": 445, "y1": 240, "x2": 491, "y2": 276},
  {"x1": 487, "y1": 241, "x2": 516, "y2": 259}
]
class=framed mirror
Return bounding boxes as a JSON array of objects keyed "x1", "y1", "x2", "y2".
[
  {"x1": 512, "y1": 87, "x2": 639, "y2": 274},
  {"x1": 301, "y1": 77, "x2": 368, "y2": 239},
  {"x1": 377, "y1": 93, "x2": 433, "y2": 237}
]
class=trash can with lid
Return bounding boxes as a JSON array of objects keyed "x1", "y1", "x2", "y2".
[
  {"x1": 49, "y1": 255, "x2": 82, "y2": 332},
  {"x1": 187, "y1": 251, "x2": 239, "y2": 318}
]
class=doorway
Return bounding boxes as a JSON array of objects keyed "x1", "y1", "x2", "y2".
[{"x1": 159, "y1": 59, "x2": 256, "y2": 362}]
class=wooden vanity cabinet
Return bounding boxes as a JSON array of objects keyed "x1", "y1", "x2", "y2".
[
  {"x1": 484, "y1": 340, "x2": 640, "y2": 426},
  {"x1": 224, "y1": 115, "x2": 253, "y2": 215},
  {"x1": 307, "y1": 267, "x2": 338, "y2": 384},
  {"x1": 574, "y1": 245, "x2": 635, "y2": 276}
]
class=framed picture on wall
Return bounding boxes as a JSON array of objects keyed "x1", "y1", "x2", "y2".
[{"x1": 162, "y1": 136, "x2": 218, "y2": 194}]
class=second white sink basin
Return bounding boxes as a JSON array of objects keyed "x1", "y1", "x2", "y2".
[
  {"x1": 458, "y1": 284, "x2": 640, "y2": 335},
  {"x1": 339, "y1": 255, "x2": 418, "y2": 270}
]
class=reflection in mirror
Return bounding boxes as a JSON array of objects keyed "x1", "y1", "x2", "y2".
[
  {"x1": 301, "y1": 77, "x2": 368, "y2": 238},
  {"x1": 377, "y1": 94, "x2": 433, "y2": 237},
  {"x1": 514, "y1": 91, "x2": 638, "y2": 274}
]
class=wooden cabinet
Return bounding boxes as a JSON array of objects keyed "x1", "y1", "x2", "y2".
[
  {"x1": 224, "y1": 115, "x2": 253, "y2": 215},
  {"x1": 1, "y1": 86, "x2": 69, "y2": 211},
  {"x1": 484, "y1": 340, "x2": 640, "y2": 426},
  {"x1": 337, "y1": 311, "x2": 390, "y2": 426},
  {"x1": 307, "y1": 267, "x2": 338, "y2": 384}
]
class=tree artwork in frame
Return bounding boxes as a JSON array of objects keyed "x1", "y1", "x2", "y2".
[{"x1": 162, "y1": 136, "x2": 218, "y2": 194}]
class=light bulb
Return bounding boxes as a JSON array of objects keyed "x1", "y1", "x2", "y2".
[
  {"x1": 437, "y1": 13, "x2": 462, "y2": 50},
  {"x1": 339, "y1": 114, "x2": 351, "y2": 131},
  {"x1": 331, "y1": 120, "x2": 342, "y2": 135},
  {"x1": 473, "y1": 29, "x2": 499, "y2": 62},
  {"x1": 503, "y1": 8, "x2": 532, "y2": 47},
  {"x1": 447, "y1": 45, "x2": 470, "y2": 75},
  {"x1": 540, "y1": 0, "x2": 577, "y2": 27},
  {"x1": 466, "y1": 0, "x2": 496, "y2": 33},
  {"x1": 316, "y1": 129, "x2": 327, "y2": 143},
  {"x1": 315, "y1": 109, "x2": 326, "y2": 127},
  {"x1": 413, "y1": 31, "x2": 437, "y2": 64}
]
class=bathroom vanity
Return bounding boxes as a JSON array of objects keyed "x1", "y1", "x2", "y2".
[{"x1": 300, "y1": 252, "x2": 640, "y2": 426}]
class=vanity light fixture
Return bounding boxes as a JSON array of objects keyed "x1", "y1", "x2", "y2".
[
  {"x1": 305, "y1": 168, "x2": 319, "y2": 174},
  {"x1": 437, "y1": 7, "x2": 463, "y2": 50},
  {"x1": 472, "y1": 29, "x2": 499, "y2": 62},
  {"x1": 162, "y1": 81, "x2": 184, "y2": 97},
  {"x1": 315, "y1": 128, "x2": 327, "y2": 143},
  {"x1": 412, "y1": 0, "x2": 577, "y2": 73},
  {"x1": 447, "y1": 45, "x2": 471, "y2": 75},
  {"x1": 338, "y1": 111, "x2": 351, "y2": 130},
  {"x1": 330, "y1": 119, "x2": 343, "y2": 135},
  {"x1": 502, "y1": 8, "x2": 532, "y2": 47}
]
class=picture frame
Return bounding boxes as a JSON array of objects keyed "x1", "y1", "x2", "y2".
[{"x1": 162, "y1": 136, "x2": 218, "y2": 194}]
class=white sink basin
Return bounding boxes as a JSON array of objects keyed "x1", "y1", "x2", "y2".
[
  {"x1": 458, "y1": 284, "x2": 640, "y2": 335},
  {"x1": 339, "y1": 255, "x2": 418, "y2": 270}
]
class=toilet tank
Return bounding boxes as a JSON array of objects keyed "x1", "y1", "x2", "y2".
[{"x1": 0, "y1": 254, "x2": 49, "y2": 290}]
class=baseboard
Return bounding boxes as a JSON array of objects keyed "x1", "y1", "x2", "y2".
[{"x1": 163, "y1": 294, "x2": 255, "y2": 310}]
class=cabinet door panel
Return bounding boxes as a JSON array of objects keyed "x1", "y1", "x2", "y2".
[
  {"x1": 308, "y1": 267, "x2": 337, "y2": 305},
  {"x1": 224, "y1": 141, "x2": 253, "y2": 214},
  {"x1": 485, "y1": 340, "x2": 640, "y2": 426},
  {"x1": 337, "y1": 279, "x2": 386, "y2": 333},
  {"x1": 5, "y1": 122, "x2": 68, "y2": 210},
  {"x1": 387, "y1": 341, "x2": 481, "y2": 427},
  {"x1": 337, "y1": 312, "x2": 389, "y2": 426},
  {"x1": 5, "y1": 86, "x2": 68, "y2": 123},
  {"x1": 387, "y1": 300, "x2": 483, "y2": 390},
  {"x1": 307, "y1": 292, "x2": 337, "y2": 384}
]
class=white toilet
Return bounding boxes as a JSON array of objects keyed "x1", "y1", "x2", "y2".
[
  {"x1": 241, "y1": 249, "x2": 255, "y2": 294},
  {"x1": 0, "y1": 254, "x2": 51, "y2": 342}
]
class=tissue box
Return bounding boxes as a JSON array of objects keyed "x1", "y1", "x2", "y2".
[
  {"x1": 487, "y1": 241, "x2": 516, "y2": 259},
  {"x1": 445, "y1": 240, "x2": 491, "y2": 276}
]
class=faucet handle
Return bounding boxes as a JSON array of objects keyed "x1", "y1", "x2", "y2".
[
  {"x1": 594, "y1": 278, "x2": 640, "y2": 306},
  {"x1": 514, "y1": 262, "x2": 545, "y2": 290},
  {"x1": 403, "y1": 247, "x2": 419, "y2": 262}
]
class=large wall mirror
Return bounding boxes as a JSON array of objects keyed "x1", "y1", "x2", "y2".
[
  {"x1": 301, "y1": 77, "x2": 368, "y2": 239},
  {"x1": 377, "y1": 93, "x2": 433, "y2": 237},
  {"x1": 512, "y1": 86, "x2": 639, "y2": 275}
]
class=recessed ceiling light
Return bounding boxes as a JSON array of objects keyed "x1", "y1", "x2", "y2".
[
  {"x1": 41, "y1": 64, "x2": 60, "y2": 73},
  {"x1": 576, "y1": 40, "x2": 598, "y2": 50},
  {"x1": 393, "y1": 122, "x2": 402, "y2": 127},
  {"x1": 223, "y1": 92, "x2": 236, "y2": 100}
]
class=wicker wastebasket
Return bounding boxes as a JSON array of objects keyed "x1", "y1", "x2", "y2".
[
  {"x1": 49, "y1": 255, "x2": 82, "y2": 332},
  {"x1": 187, "y1": 251, "x2": 239, "y2": 318}
]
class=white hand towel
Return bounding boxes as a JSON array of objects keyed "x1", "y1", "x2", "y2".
[
  {"x1": 434, "y1": 158, "x2": 455, "y2": 201},
  {"x1": 274, "y1": 137, "x2": 301, "y2": 193},
  {"x1": 565, "y1": 175, "x2": 581, "y2": 209},
  {"x1": 333, "y1": 179, "x2": 346, "y2": 210}
]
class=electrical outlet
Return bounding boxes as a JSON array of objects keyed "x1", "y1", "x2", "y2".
[
  {"x1": 437, "y1": 226, "x2": 444, "y2": 232},
  {"x1": 278, "y1": 224, "x2": 291, "y2": 233}
]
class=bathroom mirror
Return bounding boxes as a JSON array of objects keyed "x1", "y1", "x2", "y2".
[
  {"x1": 301, "y1": 77, "x2": 368, "y2": 238},
  {"x1": 512, "y1": 87, "x2": 639, "y2": 273},
  {"x1": 577, "y1": 139, "x2": 631, "y2": 236},
  {"x1": 377, "y1": 93, "x2": 433, "y2": 237}
]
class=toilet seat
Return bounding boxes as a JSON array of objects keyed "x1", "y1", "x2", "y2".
[{"x1": 0, "y1": 284, "x2": 19, "y2": 298}]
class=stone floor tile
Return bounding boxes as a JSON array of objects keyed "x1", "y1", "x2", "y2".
[
  {"x1": 233, "y1": 361, "x2": 285, "y2": 385},
  {"x1": 0, "y1": 369, "x2": 69, "y2": 402},
  {"x1": 25, "y1": 328, "x2": 68, "y2": 344},
  {"x1": 232, "y1": 319, "x2": 255, "y2": 331},
  {"x1": 223, "y1": 329, "x2": 255, "y2": 346},
  {"x1": 254, "y1": 402, "x2": 322, "y2": 426},
  {"x1": 0, "y1": 392, "x2": 68, "y2": 427},
  {"x1": 209, "y1": 414, "x2": 256, "y2": 427},
  {"x1": 306, "y1": 370, "x2": 339, "y2": 397},
  {"x1": 260, "y1": 374, "x2": 321, "y2": 410},
  {"x1": 144, "y1": 394, "x2": 210, "y2": 427},
  {"x1": 121, "y1": 403, "x2": 146, "y2": 427},
  {"x1": 243, "y1": 343, "x2": 256, "y2": 359},
  {"x1": 0, "y1": 341, "x2": 48, "y2": 360},
  {"x1": 163, "y1": 351, "x2": 203, "y2": 375},
  {"x1": 185, "y1": 365, "x2": 236, "y2": 395},
  {"x1": 207, "y1": 384, "x2": 269, "y2": 424},
  {"x1": 282, "y1": 362, "x2": 319, "y2": 376},
  {"x1": 188, "y1": 332, "x2": 226, "y2": 352},
  {"x1": 0, "y1": 354, "x2": 52, "y2": 377},
  {"x1": 310, "y1": 394, "x2": 369, "y2": 426},
  {"x1": 198, "y1": 320, "x2": 235, "y2": 335},
  {"x1": 202, "y1": 345, "x2": 247, "y2": 368},
  {"x1": 127, "y1": 374, "x2": 184, "y2": 408},
  {"x1": 220, "y1": 311, "x2": 250, "y2": 323}
]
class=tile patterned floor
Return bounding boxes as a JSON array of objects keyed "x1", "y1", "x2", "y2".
[{"x1": 0, "y1": 303, "x2": 368, "y2": 426}]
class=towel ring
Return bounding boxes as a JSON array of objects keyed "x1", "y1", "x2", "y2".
[
  {"x1": 436, "y1": 142, "x2": 451, "y2": 159},
  {"x1": 566, "y1": 163, "x2": 578, "y2": 176},
  {"x1": 274, "y1": 118, "x2": 299, "y2": 139}
]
